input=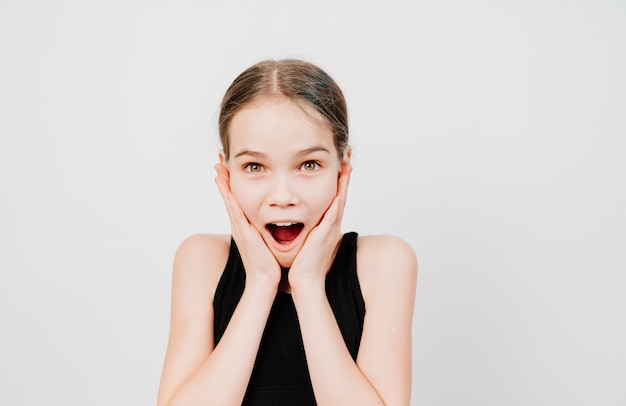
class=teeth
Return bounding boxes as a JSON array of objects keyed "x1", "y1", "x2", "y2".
[{"x1": 274, "y1": 222, "x2": 297, "y2": 227}]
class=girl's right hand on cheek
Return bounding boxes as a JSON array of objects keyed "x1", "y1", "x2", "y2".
[{"x1": 215, "y1": 164, "x2": 281, "y2": 292}]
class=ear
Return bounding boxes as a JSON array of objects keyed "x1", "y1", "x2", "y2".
[
  {"x1": 342, "y1": 146, "x2": 352, "y2": 164},
  {"x1": 339, "y1": 146, "x2": 352, "y2": 174},
  {"x1": 218, "y1": 150, "x2": 227, "y2": 166}
]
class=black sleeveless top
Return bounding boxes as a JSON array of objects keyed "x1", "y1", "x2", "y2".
[{"x1": 213, "y1": 232, "x2": 365, "y2": 405}]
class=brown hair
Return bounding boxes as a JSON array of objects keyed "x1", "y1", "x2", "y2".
[{"x1": 218, "y1": 59, "x2": 349, "y2": 160}]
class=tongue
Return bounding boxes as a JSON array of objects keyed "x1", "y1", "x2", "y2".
[{"x1": 271, "y1": 224, "x2": 302, "y2": 243}]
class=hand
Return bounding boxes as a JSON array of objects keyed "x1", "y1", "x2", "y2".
[
  {"x1": 288, "y1": 163, "x2": 352, "y2": 291},
  {"x1": 215, "y1": 164, "x2": 281, "y2": 291}
]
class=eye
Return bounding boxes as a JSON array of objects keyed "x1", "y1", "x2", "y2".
[
  {"x1": 300, "y1": 160, "x2": 321, "y2": 172},
  {"x1": 244, "y1": 163, "x2": 264, "y2": 173}
]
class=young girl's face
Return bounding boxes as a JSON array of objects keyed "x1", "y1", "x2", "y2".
[{"x1": 223, "y1": 97, "x2": 346, "y2": 268}]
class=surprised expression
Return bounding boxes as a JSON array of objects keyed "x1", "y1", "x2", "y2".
[{"x1": 223, "y1": 97, "x2": 345, "y2": 268}]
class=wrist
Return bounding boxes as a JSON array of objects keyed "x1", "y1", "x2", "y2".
[
  {"x1": 290, "y1": 284, "x2": 328, "y2": 315},
  {"x1": 289, "y1": 277, "x2": 326, "y2": 301},
  {"x1": 244, "y1": 276, "x2": 279, "y2": 299}
]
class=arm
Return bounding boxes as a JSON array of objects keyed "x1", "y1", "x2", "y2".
[
  {"x1": 355, "y1": 236, "x2": 418, "y2": 404},
  {"x1": 158, "y1": 165, "x2": 283, "y2": 405},
  {"x1": 156, "y1": 235, "x2": 277, "y2": 406},
  {"x1": 292, "y1": 235, "x2": 417, "y2": 406}
]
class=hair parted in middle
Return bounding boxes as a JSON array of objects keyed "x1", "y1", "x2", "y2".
[{"x1": 218, "y1": 59, "x2": 349, "y2": 160}]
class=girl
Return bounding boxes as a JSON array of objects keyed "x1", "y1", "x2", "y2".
[{"x1": 157, "y1": 59, "x2": 417, "y2": 405}]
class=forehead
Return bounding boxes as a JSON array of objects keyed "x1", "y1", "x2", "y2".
[{"x1": 229, "y1": 97, "x2": 336, "y2": 157}]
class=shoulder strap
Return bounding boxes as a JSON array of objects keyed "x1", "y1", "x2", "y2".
[
  {"x1": 213, "y1": 238, "x2": 245, "y2": 345},
  {"x1": 325, "y1": 232, "x2": 365, "y2": 360}
]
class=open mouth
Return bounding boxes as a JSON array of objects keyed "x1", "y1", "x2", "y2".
[{"x1": 266, "y1": 222, "x2": 304, "y2": 244}]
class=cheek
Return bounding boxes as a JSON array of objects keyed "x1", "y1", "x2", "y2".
[
  {"x1": 304, "y1": 175, "x2": 338, "y2": 216},
  {"x1": 229, "y1": 176, "x2": 262, "y2": 218}
]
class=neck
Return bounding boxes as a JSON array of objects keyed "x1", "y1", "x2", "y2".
[{"x1": 279, "y1": 267, "x2": 291, "y2": 293}]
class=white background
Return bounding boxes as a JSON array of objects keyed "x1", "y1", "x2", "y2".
[{"x1": 1, "y1": 0, "x2": 625, "y2": 405}]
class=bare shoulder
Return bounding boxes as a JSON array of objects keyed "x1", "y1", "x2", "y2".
[
  {"x1": 172, "y1": 233, "x2": 231, "y2": 302},
  {"x1": 356, "y1": 234, "x2": 418, "y2": 300},
  {"x1": 157, "y1": 234, "x2": 231, "y2": 405},
  {"x1": 353, "y1": 235, "x2": 418, "y2": 403}
]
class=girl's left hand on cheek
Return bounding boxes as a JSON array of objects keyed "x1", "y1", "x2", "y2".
[{"x1": 289, "y1": 163, "x2": 352, "y2": 291}]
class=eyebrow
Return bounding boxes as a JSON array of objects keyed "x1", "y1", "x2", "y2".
[
  {"x1": 233, "y1": 146, "x2": 331, "y2": 159},
  {"x1": 296, "y1": 146, "x2": 331, "y2": 156},
  {"x1": 233, "y1": 150, "x2": 267, "y2": 159}
]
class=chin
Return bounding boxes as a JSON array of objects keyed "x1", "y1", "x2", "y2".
[{"x1": 274, "y1": 252, "x2": 296, "y2": 269}]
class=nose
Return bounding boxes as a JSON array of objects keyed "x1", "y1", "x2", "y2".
[{"x1": 267, "y1": 173, "x2": 299, "y2": 207}]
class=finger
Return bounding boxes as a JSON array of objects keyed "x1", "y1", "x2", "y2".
[
  {"x1": 214, "y1": 165, "x2": 249, "y2": 235},
  {"x1": 336, "y1": 164, "x2": 351, "y2": 200},
  {"x1": 314, "y1": 194, "x2": 341, "y2": 233},
  {"x1": 215, "y1": 163, "x2": 230, "y2": 181},
  {"x1": 214, "y1": 164, "x2": 232, "y2": 198},
  {"x1": 325, "y1": 195, "x2": 342, "y2": 225},
  {"x1": 316, "y1": 164, "x2": 351, "y2": 229},
  {"x1": 335, "y1": 164, "x2": 352, "y2": 222},
  {"x1": 214, "y1": 165, "x2": 231, "y2": 191}
]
